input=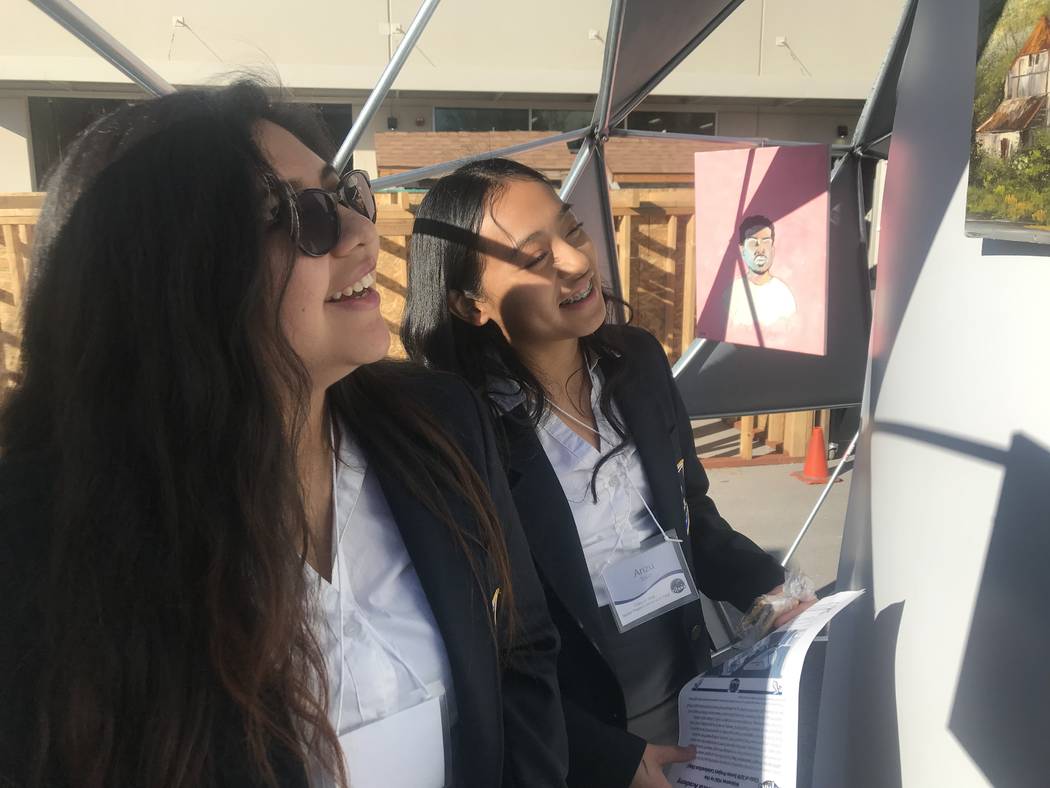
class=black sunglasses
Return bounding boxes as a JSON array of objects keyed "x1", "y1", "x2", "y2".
[{"x1": 272, "y1": 169, "x2": 377, "y2": 257}]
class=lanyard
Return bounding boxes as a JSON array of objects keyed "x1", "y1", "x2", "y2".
[{"x1": 545, "y1": 397, "x2": 683, "y2": 563}]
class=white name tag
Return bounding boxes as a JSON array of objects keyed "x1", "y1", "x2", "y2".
[
  {"x1": 601, "y1": 538, "x2": 699, "y2": 632},
  {"x1": 338, "y1": 694, "x2": 449, "y2": 788}
]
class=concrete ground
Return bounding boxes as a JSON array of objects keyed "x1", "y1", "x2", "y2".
[{"x1": 703, "y1": 460, "x2": 853, "y2": 593}]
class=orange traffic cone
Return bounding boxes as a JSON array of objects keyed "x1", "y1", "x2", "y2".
[{"x1": 792, "y1": 426, "x2": 837, "y2": 485}]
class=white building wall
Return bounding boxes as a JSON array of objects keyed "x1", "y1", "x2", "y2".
[
  {"x1": 0, "y1": 0, "x2": 904, "y2": 185},
  {"x1": 0, "y1": 98, "x2": 33, "y2": 192},
  {"x1": 1007, "y1": 50, "x2": 1050, "y2": 98},
  {"x1": 0, "y1": 0, "x2": 905, "y2": 99},
  {"x1": 977, "y1": 129, "x2": 1021, "y2": 158},
  {"x1": 754, "y1": 111, "x2": 857, "y2": 142}
]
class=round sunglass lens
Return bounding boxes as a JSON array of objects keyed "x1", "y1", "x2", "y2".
[
  {"x1": 296, "y1": 191, "x2": 338, "y2": 256},
  {"x1": 341, "y1": 172, "x2": 376, "y2": 222}
]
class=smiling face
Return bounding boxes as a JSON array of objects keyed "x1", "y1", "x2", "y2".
[
  {"x1": 255, "y1": 120, "x2": 388, "y2": 391},
  {"x1": 460, "y1": 178, "x2": 606, "y2": 351}
]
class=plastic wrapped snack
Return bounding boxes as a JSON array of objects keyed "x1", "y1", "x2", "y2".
[{"x1": 736, "y1": 571, "x2": 817, "y2": 649}]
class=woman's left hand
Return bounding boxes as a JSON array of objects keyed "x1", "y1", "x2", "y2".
[{"x1": 766, "y1": 584, "x2": 816, "y2": 629}]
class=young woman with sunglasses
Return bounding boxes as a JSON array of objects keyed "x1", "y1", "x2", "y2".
[
  {"x1": 402, "y1": 159, "x2": 802, "y2": 788},
  {"x1": 0, "y1": 87, "x2": 567, "y2": 788}
]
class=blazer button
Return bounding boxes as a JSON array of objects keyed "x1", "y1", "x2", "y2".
[{"x1": 690, "y1": 625, "x2": 704, "y2": 641}]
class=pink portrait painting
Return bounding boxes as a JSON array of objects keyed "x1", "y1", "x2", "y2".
[{"x1": 693, "y1": 145, "x2": 830, "y2": 356}]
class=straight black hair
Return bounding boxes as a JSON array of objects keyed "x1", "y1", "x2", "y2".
[
  {"x1": 1, "y1": 81, "x2": 514, "y2": 788},
  {"x1": 739, "y1": 214, "x2": 775, "y2": 243},
  {"x1": 401, "y1": 157, "x2": 631, "y2": 499}
]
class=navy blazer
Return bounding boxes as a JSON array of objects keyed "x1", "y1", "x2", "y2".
[
  {"x1": 498, "y1": 325, "x2": 784, "y2": 788},
  {"x1": 0, "y1": 371, "x2": 568, "y2": 788}
]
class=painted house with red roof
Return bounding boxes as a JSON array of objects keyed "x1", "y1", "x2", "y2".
[{"x1": 976, "y1": 15, "x2": 1050, "y2": 159}]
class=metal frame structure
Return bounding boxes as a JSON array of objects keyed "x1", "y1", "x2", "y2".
[
  {"x1": 591, "y1": 0, "x2": 627, "y2": 139},
  {"x1": 331, "y1": 0, "x2": 441, "y2": 172},
  {"x1": 781, "y1": 429, "x2": 860, "y2": 568},
  {"x1": 587, "y1": 140, "x2": 627, "y2": 320},
  {"x1": 558, "y1": 137, "x2": 594, "y2": 199},
  {"x1": 30, "y1": 0, "x2": 862, "y2": 218},
  {"x1": 607, "y1": 0, "x2": 747, "y2": 130},
  {"x1": 612, "y1": 126, "x2": 852, "y2": 153},
  {"x1": 28, "y1": 0, "x2": 907, "y2": 646},
  {"x1": 28, "y1": 0, "x2": 174, "y2": 96}
]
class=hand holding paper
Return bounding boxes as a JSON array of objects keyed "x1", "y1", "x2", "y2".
[
  {"x1": 738, "y1": 571, "x2": 818, "y2": 648},
  {"x1": 631, "y1": 744, "x2": 696, "y2": 788}
]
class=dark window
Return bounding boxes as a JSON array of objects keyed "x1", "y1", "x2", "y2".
[
  {"x1": 28, "y1": 98, "x2": 355, "y2": 186},
  {"x1": 529, "y1": 109, "x2": 593, "y2": 132},
  {"x1": 434, "y1": 107, "x2": 530, "y2": 132},
  {"x1": 625, "y1": 110, "x2": 716, "y2": 135},
  {"x1": 315, "y1": 103, "x2": 353, "y2": 150},
  {"x1": 28, "y1": 97, "x2": 131, "y2": 187},
  {"x1": 313, "y1": 103, "x2": 353, "y2": 166}
]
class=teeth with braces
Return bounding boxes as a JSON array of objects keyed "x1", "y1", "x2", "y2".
[
  {"x1": 560, "y1": 281, "x2": 593, "y2": 306},
  {"x1": 327, "y1": 271, "x2": 376, "y2": 302}
]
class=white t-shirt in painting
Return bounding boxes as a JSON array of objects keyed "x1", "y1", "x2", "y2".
[{"x1": 726, "y1": 275, "x2": 797, "y2": 328}]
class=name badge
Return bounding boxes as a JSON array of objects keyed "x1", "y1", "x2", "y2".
[
  {"x1": 338, "y1": 693, "x2": 450, "y2": 788},
  {"x1": 601, "y1": 537, "x2": 699, "y2": 632}
]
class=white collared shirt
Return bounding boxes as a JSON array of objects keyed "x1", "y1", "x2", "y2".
[
  {"x1": 307, "y1": 426, "x2": 456, "y2": 737},
  {"x1": 534, "y1": 368, "x2": 661, "y2": 607}
]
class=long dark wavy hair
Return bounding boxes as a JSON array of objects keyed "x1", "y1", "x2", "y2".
[
  {"x1": 0, "y1": 81, "x2": 513, "y2": 788},
  {"x1": 401, "y1": 158, "x2": 631, "y2": 498}
]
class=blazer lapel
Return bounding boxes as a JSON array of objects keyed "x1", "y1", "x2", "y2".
[
  {"x1": 502, "y1": 409, "x2": 606, "y2": 642},
  {"x1": 369, "y1": 459, "x2": 501, "y2": 788}
]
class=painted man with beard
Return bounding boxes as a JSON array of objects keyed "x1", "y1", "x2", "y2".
[{"x1": 725, "y1": 215, "x2": 797, "y2": 329}]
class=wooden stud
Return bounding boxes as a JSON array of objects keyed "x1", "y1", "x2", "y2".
[
  {"x1": 784, "y1": 410, "x2": 816, "y2": 458},
  {"x1": 783, "y1": 412, "x2": 801, "y2": 458},
  {"x1": 680, "y1": 214, "x2": 697, "y2": 358},
  {"x1": 740, "y1": 414, "x2": 754, "y2": 461},
  {"x1": 2, "y1": 225, "x2": 22, "y2": 308},
  {"x1": 766, "y1": 412, "x2": 786, "y2": 449},
  {"x1": 616, "y1": 214, "x2": 633, "y2": 305},
  {"x1": 13, "y1": 224, "x2": 30, "y2": 308},
  {"x1": 664, "y1": 215, "x2": 679, "y2": 356}
]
